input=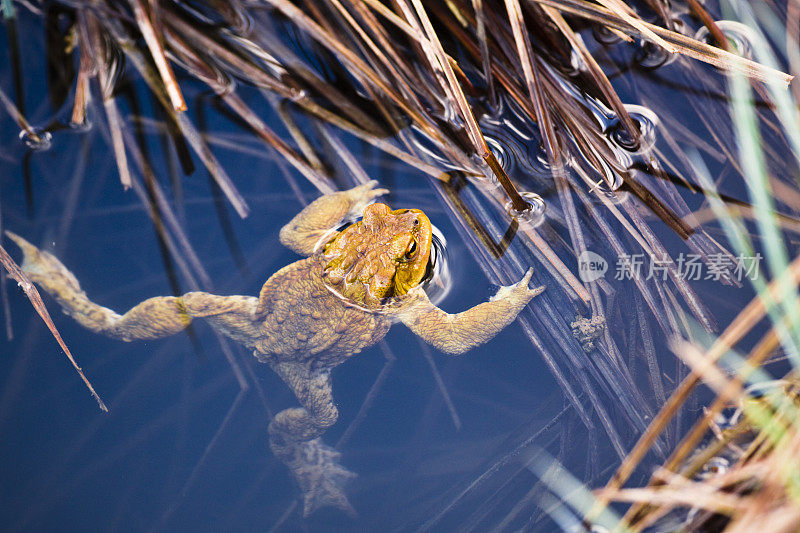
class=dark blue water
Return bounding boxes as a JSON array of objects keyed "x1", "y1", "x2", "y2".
[
  {"x1": 0, "y1": 12, "x2": 570, "y2": 532},
  {"x1": 0, "y1": 145, "x2": 567, "y2": 530},
  {"x1": 0, "y1": 4, "x2": 786, "y2": 532}
]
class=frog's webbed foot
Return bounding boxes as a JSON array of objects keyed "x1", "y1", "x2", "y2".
[
  {"x1": 490, "y1": 268, "x2": 545, "y2": 304},
  {"x1": 292, "y1": 438, "x2": 357, "y2": 517},
  {"x1": 5, "y1": 231, "x2": 82, "y2": 293},
  {"x1": 268, "y1": 365, "x2": 355, "y2": 516}
]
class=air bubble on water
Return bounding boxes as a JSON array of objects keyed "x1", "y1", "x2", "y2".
[
  {"x1": 592, "y1": 24, "x2": 623, "y2": 45},
  {"x1": 634, "y1": 40, "x2": 677, "y2": 70},
  {"x1": 505, "y1": 191, "x2": 546, "y2": 227},
  {"x1": 19, "y1": 129, "x2": 52, "y2": 151},
  {"x1": 469, "y1": 152, "x2": 499, "y2": 185},
  {"x1": 485, "y1": 136, "x2": 509, "y2": 173},
  {"x1": 609, "y1": 105, "x2": 659, "y2": 155},
  {"x1": 68, "y1": 118, "x2": 93, "y2": 132},
  {"x1": 695, "y1": 20, "x2": 755, "y2": 60}
]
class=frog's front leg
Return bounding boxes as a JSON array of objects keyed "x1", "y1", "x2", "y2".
[
  {"x1": 279, "y1": 180, "x2": 389, "y2": 256},
  {"x1": 398, "y1": 269, "x2": 544, "y2": 354},
  {"x1": 267, "y1": 361, "x2": 356, "y2": 517}
]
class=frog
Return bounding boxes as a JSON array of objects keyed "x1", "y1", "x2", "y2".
[{"x1": 6, "y1": 181, "x2": 544, "y2": 517}]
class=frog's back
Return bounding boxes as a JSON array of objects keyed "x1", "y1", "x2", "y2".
[{"x1": 254, "y1": 256, "x2": 390, "y2": 367}]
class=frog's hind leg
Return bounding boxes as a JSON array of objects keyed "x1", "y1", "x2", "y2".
[
  {"x1": 268, "y1": 361, "x2": 356, "y2": 517},
  {"x1": 6, "y1": 231, "x2": 193, "y2": 341}
]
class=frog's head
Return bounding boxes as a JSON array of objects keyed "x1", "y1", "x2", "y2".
[{"x1": 322, "y1": 203, "x2": 432, "y2": 305}]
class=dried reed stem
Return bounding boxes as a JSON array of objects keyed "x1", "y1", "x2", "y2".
[
  {"x1": 129, "y1": 0, "x2": 186, "y2": 112},
  {"x1": 598, "y1": 251, "x2": 800, "y2": 516},
  {"x1": 534, "y1": 0, "x2": 793, "y2": 85},
  {"x1": 0, "y1": 241, "x2": 107, "y2": 412}
]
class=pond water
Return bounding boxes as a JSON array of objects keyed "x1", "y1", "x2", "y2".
[{"x1": 0, "y1": 2, "x2": 794, "y2": 531}]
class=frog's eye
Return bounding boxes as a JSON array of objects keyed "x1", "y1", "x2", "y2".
[
  {"x1": 412, "y1": 218, "x2": 419, "y2": 226},
  {"x1": 403, "y1": 239, "x2": 418, "y2": 261}
]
